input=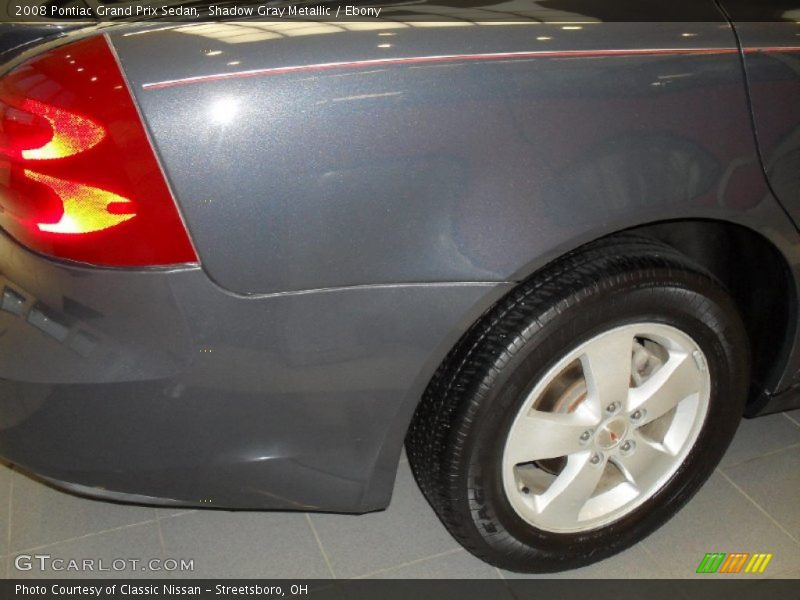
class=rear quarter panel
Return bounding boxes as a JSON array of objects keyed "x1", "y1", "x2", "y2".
[{"x1": 110, "y1": 18, "x2": 797, "y2": 295}]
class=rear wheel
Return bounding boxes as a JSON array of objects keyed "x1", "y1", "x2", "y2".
[{"x1": 406, "y1": 236, "x2": 749, "y2": 572}]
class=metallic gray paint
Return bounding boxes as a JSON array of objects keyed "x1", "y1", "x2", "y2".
[
  {"x1": 2, "y1": 2, "x2": 800, "y2": 511},
  {"x1": 0, "y1": 231, "x2": 510, "y2": 510},
  {"x1": 720, "y1": 0, "x2": 800, "y2": 390},
  {"x1": 110, "y1": 14, "x2": 800, "y2": 392},
  {"x1": 113, "y1": 20, "x2": 763, "y2": 295},
  {"x1": 719, "y1": 13, "x2": 800, "y2": 221}
]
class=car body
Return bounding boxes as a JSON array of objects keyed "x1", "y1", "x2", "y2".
[{"x1": 0, "y1": 0, "x2": 798, "y2": 544}]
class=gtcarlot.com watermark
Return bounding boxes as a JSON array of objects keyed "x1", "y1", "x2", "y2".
[{"x1": 14, "y1": 554, "x2": 194, "y2": 573}]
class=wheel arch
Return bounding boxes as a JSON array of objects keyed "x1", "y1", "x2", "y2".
[
  {"x1": 362, "y1": 217, "x2": 797, "y2": 511},
  {"x1": 443, "y1": 217, "x2": 797, "y2": 417},
  {"x1": 625, "y1": 219, "x2": 797, "y2": 411}
]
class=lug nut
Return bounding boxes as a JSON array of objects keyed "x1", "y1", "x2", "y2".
[
  {"x1": 606, "y1": 402, "x2": 620, "y2": 414},
  {"x1": 590, "y1": 452, "x2": 603, "y2": 465},
  {"x1": 620, "y1": 440, "x2": 636, "y2": 455},
  {"x1": 630, "y1": 410, "x2": 642, "y2": 421},
  {"x1": 580, "y1": 430, "x2": 592, "y2": 442}
]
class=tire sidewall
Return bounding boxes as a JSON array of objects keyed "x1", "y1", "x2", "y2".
[{"x1": 461, "y1": 274, "x2": 748, "y2": 570}]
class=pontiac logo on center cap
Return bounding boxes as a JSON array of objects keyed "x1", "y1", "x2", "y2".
[{"x1": 595, "y1": 418, "x2": 628, "y2": 450}]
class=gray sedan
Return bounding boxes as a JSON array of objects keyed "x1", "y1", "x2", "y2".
[{"x1": 0, "y1": 0, "x2": 798, "y2": 572}]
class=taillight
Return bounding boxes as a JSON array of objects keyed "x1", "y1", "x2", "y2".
[{"x1": 0, "y1": 35, "x2": 197, "y2": 266}]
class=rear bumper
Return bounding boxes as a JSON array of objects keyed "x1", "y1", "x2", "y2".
[{"x1": 0, "y1": 232, "x2": 510, "y2": 512}]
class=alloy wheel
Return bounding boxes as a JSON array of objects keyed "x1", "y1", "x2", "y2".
[{"x1": 502, "y1": 323, "x2": 711, "y2": 533}]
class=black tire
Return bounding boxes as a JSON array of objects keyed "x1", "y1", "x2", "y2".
[{"x1": 405, "y1": 235, "x2": 750, "y2": 573}]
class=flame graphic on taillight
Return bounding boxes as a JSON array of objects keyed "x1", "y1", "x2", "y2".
[
  {"x1": 24, "y1": 170, "x2": 135, "y2": 234},
  {"x1": 20, "y1": 99, "x2": 105, "y2": 160},
  {"x1": 0, "y1": 35, "x2": 197, "y2": 266}
]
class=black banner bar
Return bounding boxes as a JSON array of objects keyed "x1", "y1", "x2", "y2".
[{"x1": 1, "y1": 580, "x2": 797, "y2": 600}]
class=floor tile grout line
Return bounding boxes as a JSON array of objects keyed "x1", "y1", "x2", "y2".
[
  {"x1": 723, "y1": 442, "x2": 800, "y2": 469},
  {"x1": 11, "y1": 518, "x2": 160, "y2": 556},
  {"x1": 637, "y1": 541, "x2": 668, "y2": 577},
  {"x1": 157, "y1": 509, "x2": 198, "y2": 520},
  {"x1": 352, "y1": 547, "x2": 464, "y2": 579},
  {"x1": 783, "y1": 411, "x2": 800, "y2": 428},
  {"x1": 717, "y1": 468, "x2": 800, "y2": 546},
  {"x1": 638, "y1": 541, "x2": 657, "y2": 562},
  {"x1": 155, "y1": 511, "x2": 167, "y2": 561},
  {"x1": 305, "y1": 514, "x2": 336, "y2": 579}
]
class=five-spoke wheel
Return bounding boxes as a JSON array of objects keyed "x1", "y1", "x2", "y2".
[
  {"x1": 502, "y1": 323, "x2": 710, "y2": 532},
  {"x1": 407, "y1": 236, "x2": 749, "y2": 572}
]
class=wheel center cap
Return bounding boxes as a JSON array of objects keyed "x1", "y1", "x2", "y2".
[{"x1": 595, "y1": 418, "x2": 628, "y2": 450}]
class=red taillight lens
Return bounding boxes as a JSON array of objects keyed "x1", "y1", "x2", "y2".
[{"x1": 0, "y1": 35, "x2": 197, "y2": 266}]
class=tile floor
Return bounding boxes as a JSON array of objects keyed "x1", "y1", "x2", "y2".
[{"x1": 1, "y1": 411, "x2": 798, "y2": 579}]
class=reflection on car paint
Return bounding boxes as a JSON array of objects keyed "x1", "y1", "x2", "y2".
[{"x1": 1, "y1": 283, "x2": 99, "y2": 356}]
